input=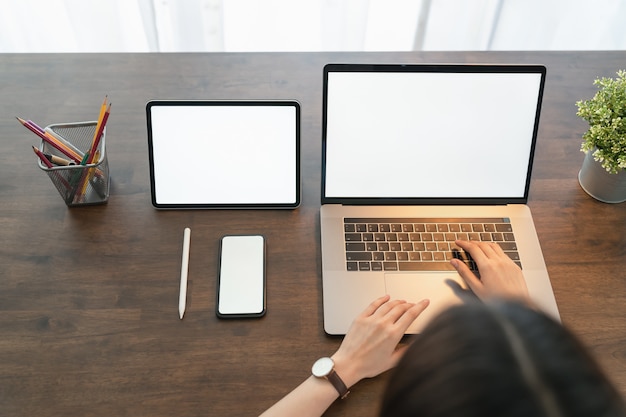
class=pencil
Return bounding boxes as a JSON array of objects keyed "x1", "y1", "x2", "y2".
[
  {"x1": 32, "y1": 145, "x2": 53, "y2": 168},
  {"x1": 27, "y1": 120, "x2": 46, "y2": 134},
  {"x1": 38, "y1": 150, "x2": 74, "y2": 166},
  {"x1": 32, "y1": 145, "x2": 72, "y2": 190},
  {"x1": 16, "y1": 117, "x2": 82, "y2": 163},
  {"x1": 77, "y1": 149, "x2": 101, "y2": 201},
  {"x1": 86, "y1": 102, "x2": 110, "y2": 164}
]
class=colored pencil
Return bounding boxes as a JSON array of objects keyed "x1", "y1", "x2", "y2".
[
  {"x1": 32, "y1": 145, "x2": 72, "y2": 190},
  {"x1": 32, "y1": 145, "x2": 53, "y2": 168},
  {"x1": 32, "y1": 146, "x2": 75, "y2": 166},
  {"x1": 86, "y1": 102, "x2": 110, "y2": 164},
  {"x1": 16, "y1": 117, "x2": 82, "y2": 162}
]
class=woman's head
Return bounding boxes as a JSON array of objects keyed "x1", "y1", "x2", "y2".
[{"x1": 380, "y1": 300, "x2": 624, "y2": 417}]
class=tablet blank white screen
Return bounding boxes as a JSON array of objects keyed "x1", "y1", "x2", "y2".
[{"x1": 149, "y1": 104, "x2": 297, "y2": 206}]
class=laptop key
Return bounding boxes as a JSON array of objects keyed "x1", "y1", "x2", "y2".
[
  {"x1": 505, "y1": 251, "x2": 520, "y2": 261},
  {"x1": 497, "y1": 242, "x2": 517, "y2": 251},
  {"x1": 346, "y1": 242, "x2": 366, "y2": 251},
  {"x1": 347, "y1": 262, "x2": 358, "y2": 271},
  {"x1": 346, "y1": 252, "x2": 372, "y2": 261},
  {"x1": 362, "y1": 233, "x2": 374, "y2": 241},
  {"x1": 358, "y1": 262, "x2": 371, "y2": 271},
  {"x1": 398, "y1": 262, "x2": 456, "y2": 271},
  {"x1": 383, "y1": 262, "x2": 398, "y2": 271},
  {"x1": 480, "y1": 233, "x2": 492, "y2": 241},
  {"x1": 401, "y1": 242, "x2": 413, "y2": 251},
  {"x1": 496, "y1": 224, "x2": 513, "y2": 232},
  {"x1": 409, "y1": 233, "x2": 421, "y2": 241},
  {"x1": 345, "y1": 233, "x2": 361, "y2": 241}
]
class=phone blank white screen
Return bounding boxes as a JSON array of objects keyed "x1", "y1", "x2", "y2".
[{"x1": 218, "y1": 235, "x2": 264, "y2": 315}]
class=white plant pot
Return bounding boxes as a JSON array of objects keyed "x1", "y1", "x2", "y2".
[{"x1": 578, "y1": 151, "x2": 626, "y2": 203}]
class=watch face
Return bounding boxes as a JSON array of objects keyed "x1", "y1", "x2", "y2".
[{"x1": 312, "y1": 357, "x2": 334, "y2": 377}]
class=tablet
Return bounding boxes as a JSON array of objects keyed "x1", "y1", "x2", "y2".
[{"x1": 146, "y1": 100, "x2": 300, "y2": 209}]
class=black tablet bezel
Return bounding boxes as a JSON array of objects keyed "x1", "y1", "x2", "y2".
[{"x1": 146, "y1": 100, "x2": 301, "y2": 209}]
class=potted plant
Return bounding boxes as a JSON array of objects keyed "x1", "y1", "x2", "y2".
[{"x1": 576, "y1": 70, "x2": 626, "y2": 203}]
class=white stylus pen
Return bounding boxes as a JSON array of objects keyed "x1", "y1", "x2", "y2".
[{"x1": 179, "y1": 227, "x2": 191, "y2": 319}]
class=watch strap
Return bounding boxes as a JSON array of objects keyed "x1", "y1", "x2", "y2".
[{"x1": 326, "y1": 369, "x2": 350, "y2": 399}]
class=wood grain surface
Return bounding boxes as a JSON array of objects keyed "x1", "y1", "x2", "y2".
[{"x1": 0, "y1": 51, "x2": 625, "y2": 417}]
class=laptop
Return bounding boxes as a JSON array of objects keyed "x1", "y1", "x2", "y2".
[{"x1": 320, "y1": 63, "x2": 560, "y2": 335}]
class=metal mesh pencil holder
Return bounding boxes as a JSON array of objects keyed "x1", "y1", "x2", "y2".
[{"x1": 37, "y1": 121, "x2": 110, "y2": 206}]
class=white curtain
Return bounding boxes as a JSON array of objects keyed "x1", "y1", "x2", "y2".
[{"x1": 0, "y1": 0, "x2": 625, "y2": 52}]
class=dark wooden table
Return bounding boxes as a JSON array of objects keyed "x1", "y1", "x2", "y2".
[{"x1": 1, "y1": 52, "x2": 625, "y2": 417}]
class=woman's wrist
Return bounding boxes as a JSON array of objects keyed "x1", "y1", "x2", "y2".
[{"x1": 330, "y1": 354, "x2": 362, "y2": 389}]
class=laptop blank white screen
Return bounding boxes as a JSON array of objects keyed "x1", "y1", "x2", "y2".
[{"x1": 324, "y1": 70, "x2": 543, "y2": 199}]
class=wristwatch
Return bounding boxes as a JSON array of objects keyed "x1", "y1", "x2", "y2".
[{"x1": 311, "y1": 357, "x2": 350, "y2": 399}]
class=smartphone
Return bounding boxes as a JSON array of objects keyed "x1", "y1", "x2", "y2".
[{"x1": 217, "y1": 235, "x2": 266, "y2": 318}]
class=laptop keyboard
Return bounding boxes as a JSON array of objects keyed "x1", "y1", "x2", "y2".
[{"x1": 343, "y1": 217, "x2": 521, "y2": 274}]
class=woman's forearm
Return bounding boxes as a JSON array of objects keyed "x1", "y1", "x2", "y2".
[{"x1": 259, "y1": 375, "x2": 340, "y2": 417}]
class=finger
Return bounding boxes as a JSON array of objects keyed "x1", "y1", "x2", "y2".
[
  {"x1": 479, "y1": 241, "x2": 503, "y2": 257},
  {"x1": 455, "y1": 240, "x2": 484, "y2": 260},
  {"x1": 394, "y1": 299, "x2": 429, "y2": 329},
  {"x1": 487, "y1": 241, "x2": 506, "y2": 256},
  {"x1": 374, "y1": 299, "x2": 409, "y2": 318},
  {"x1": 360, "y1": 294, "x2": 391, "y2": 318},
  {"x1": 451, "y1": 258, "x2": 484, "y2": 295},
  {"x1": 456, "y1": 239, "x2": 491, "y2": 262},
  {"x1": 383, "y1": 298, "x2": 427, "y2": 325}
]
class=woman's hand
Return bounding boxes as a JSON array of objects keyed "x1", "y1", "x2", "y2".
[
  {"x1": 451, "y1": 240, "x2": 529, "y2": 302},
  {"x1": 331, "y1": 295, "x2": 430, "y2": 388}
]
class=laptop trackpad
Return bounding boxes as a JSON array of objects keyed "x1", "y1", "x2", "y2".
[{"x1": 384, "y1": 272, "x2": 476, "y2": 333}]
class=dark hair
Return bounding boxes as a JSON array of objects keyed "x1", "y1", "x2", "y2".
[{"x1": 380, "y1": 300, "x2": 625, "y2": 417}]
